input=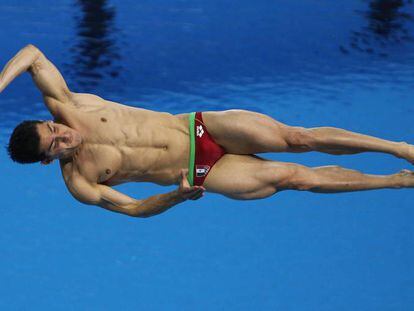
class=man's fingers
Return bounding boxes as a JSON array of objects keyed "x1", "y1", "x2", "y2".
[
  {"x1": 180, "y1": 169, "x2": 190, "y2": 187},
  {"x1": 182, "y1": 185, "x2": 203, "y2": 193},
  {"x1": 181, "y1": 187, "x2": 204, "y2": 199},
  {"x1": 187, "y1": 188, "x2": 205, "y2": 200},
  {"x1": 178, "y1": 176, "x2": 206, "y2": 199},
  {"x1": 183, "y1": 188, "x2": 202, "y2": 196}
]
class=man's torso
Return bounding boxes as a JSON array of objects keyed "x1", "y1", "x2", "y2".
[{"x1": 56, "y1": 93, "x2": 191, "y2": 187}]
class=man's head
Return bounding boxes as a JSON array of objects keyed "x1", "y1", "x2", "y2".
[{"x1": 7, "y1": 120, "x2": 83, "y2": 164}]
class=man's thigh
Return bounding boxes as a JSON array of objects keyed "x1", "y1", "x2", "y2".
[
  {"x1": 202, "y1": 109, "x2": 289, "y2": 154},
  {"x1": 203, "y1": 154, "x2": 293, "y2": 200}
]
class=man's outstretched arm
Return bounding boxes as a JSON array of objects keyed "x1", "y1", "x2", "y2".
[
  {"x1": 70, "y1": 170, "x2": 205, "y2": 218},
  {"x1": 0, "y1": 44, "x2": 72, "y2": 114}
]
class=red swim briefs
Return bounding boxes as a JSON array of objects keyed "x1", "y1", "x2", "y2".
[{"x1": 188, "y1": 112, "x2": 226, "y2": 186}]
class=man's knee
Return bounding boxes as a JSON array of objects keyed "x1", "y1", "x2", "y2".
[
  {"x1": 275, "y1": 164, "x2": 319, "y2": 191},
  {"x1": 284, "y1": 127, "x2": 315, "y2": 151},
  {"x1": 272, "y1": 164, "x2": 300, "y2": 189}
]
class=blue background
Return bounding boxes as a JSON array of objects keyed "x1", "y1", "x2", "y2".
[{"x1": 0, "y1": 0, "x2": 414, "y2": 310}]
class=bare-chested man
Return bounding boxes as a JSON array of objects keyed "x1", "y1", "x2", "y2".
[{"x1": 2, "y1": 45, "x2": 414, "y2": 218}]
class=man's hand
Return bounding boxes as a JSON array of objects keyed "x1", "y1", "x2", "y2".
[
  {"x1": 0, "y1": 45, "x2": 37, "y2": 93},
  {"x1": 178, "y1": 169, "x2": 205, "y2": 200},
  {"x1": 0, "y1": 45, "x2": 71, "y2": 115}
]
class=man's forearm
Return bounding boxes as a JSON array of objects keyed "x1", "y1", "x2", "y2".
[
  {"x1": 132, "y1": 189, "x2": 187, "y2": 218},
  {"x1": 0, "y1": 44, "x2": 40, "y2": 92}
]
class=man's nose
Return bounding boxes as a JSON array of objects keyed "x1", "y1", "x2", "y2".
[{"x1": 56, "y1": 133, "x2": 70, "y2": 143}]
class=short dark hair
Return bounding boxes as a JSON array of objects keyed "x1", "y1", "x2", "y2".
[{"x1": 7, "y1": 120, "x2": 47, "y2": 164}]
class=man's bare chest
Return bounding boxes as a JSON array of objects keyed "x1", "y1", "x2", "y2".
[
  {"x1": 63, "y1": 133, "x2": 185, "y2": 187},
  {"x1": 56, "y1": 97, "x2": 189, "y2": 185}
]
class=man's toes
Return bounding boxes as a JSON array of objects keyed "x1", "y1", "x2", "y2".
[{"x1": 397, "y1": 169, "x2": 414, "y2": 176}]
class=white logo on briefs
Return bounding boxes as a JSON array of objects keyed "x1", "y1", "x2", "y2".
[
  {"x1": 196, "y1": 165, "x2": 210, "y2": 177},
  {"x1": 196, "y1": 125, "x2": 204, "y2": 138}
]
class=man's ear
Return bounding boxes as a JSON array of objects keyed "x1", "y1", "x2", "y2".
[{"x1": 41, "y1": 158, "x2": 54, "y2": 165}]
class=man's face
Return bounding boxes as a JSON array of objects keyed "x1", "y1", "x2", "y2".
[{"x1": 37, "y1": 121, "x2": 83, "y2": 163}]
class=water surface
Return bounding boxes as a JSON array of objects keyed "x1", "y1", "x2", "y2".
[{"x1": 0, "y1": 1, "x2": 413, "y2": 310}]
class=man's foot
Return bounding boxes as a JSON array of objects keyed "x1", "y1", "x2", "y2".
[
  {"x1": 396, "y1": 142, "x2": 414, "y2": 165},
  {"x1": 394, "y1": 169, "x2": 414, "y2": 188}
]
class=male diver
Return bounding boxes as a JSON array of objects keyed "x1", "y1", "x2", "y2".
[{"x1": 2, "y1": 45, "x2": 414, "y2": 217}]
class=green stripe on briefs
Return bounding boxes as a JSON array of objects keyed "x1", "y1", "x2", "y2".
[{"x1": 188, "y1": 112, "x2": 196, "y2": 186}]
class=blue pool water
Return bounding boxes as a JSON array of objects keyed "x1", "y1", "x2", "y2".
[{"x1": 1, "y1": 1, "x2": 414, "y2": 310}]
